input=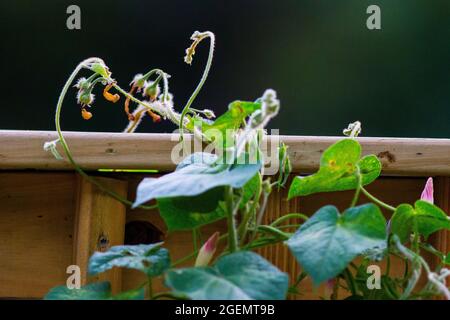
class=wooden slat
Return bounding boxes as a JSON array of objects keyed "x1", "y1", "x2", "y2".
[
  {"x1": 0, "y1": 173, "x2": 75, "y2": 298},
  {"x1": 73, "y1": 176, "x2": 128, "y2": 294},
  {"x1": 0, "y1": 130, "x2": 449, "y2": 176}
]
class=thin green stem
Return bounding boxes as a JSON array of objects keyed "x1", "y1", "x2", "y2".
[
  {"x1": 53, "y1": 59, "x2": 157, "y2": 210},
  {"x1": 179, "y1": 32, "x2": 215, "y2": 137},
  {"x1": 270, "y1": 213, "x2": 309, "y2": 227},
  {"x1": 350, "y1": 167, "x2": 362, "y2": 207},
  {"x1": 361, "y1": 187, "x2": 396, "y2": 212},
  {"x1": 147, "y1": 276, "x2": 153, "y2": 299},
  {"x1": 256, "y1": 225, "x2": 290, "y2": 240},
  {"x1": 225, "y1": 186, "x2": 239, "y2": 252}
]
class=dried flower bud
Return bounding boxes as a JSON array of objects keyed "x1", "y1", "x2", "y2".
[
  {"x1": 184, "y1": 31, "x2": 213, "y2": 65},
  {"x1": 202, "y1": 109, "x2": 216, "y2": 119},
  {"x1": 420, "y1": 177, "x2": 434, "y2": 204},
  {"x1": 81, "y1": 108, "x2": 93, "y2": 120},
  {"x1": 195, "y1": 232, "x2": 219, "y2": 267},
  {"x1": 343, "y1": 121, "x2": 362, "y2": 138},
  {"x1": 143, "y1": 81, "x2": 161, "y2": 101},
  {"x1": 261, "y1": 89, "x2": 280, "y2": 116}
]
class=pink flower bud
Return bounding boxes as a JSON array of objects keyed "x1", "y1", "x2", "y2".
[
  {"x1": 420, "y1": 177, "x2": 434, "y2": 204},
  {"x1": 195, "y1": 232, "x2": 219, "y2": 267}
]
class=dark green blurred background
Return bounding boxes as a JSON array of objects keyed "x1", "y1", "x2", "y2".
[{"x1": 1, "y1": 0, "x2": 449, "y2": 137}]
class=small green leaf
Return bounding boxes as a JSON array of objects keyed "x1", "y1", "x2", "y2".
[
  {"x1": 288, "y1": 139, "x2": 381, "y2": 199},
  {"x1": 133, "y1": 152, "x2": 261, "y2": 208},
  {"x1": 286, "y1": 204, "x2": 387, "y2": 285},
  {"x1": 158, "y1": 198, "x2": 226, "y2": 231},
  {"x1": 191, "y1": 101, "x2": 261, "y2": 134},
  {"x1": 45, "y1": 282, "x2": 145, "y2": 300},
  {"x1": 390, "y1": 200, "x2": 450, "y2": 242},
  {"x1": 45, "y1": 282, "x2": 112, "y2": 300},
  {"x1": 88, "y1": 243, "x2": 170, "y2": 277},
  {"x1": 165, "y1": 251, "x2": 289, "y2": 300}
]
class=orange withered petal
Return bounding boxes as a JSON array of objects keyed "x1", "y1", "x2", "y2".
[
  {"x1": 103, "y1": 84, "x2": 120, "y2": 103},
  {"x1": 147, "y1": 110, "x2": 161, "y2": 123},
  {"x1": 81, "y1": 108, "x2": 93, "y2": 120}
]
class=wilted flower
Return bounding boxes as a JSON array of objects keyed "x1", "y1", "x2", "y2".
[
  {"x1": 103, "y1": 83, "x2": 120, "y2": 103},
  {"x1": 81, "y1": 108, "x2": 93, "y2": 120},
  {"x1": 195, "y1": 232, "x2": 219, "y2": 267},
  {"x1": 420, "y1": 177, "x2": 434, "y2": 204}
]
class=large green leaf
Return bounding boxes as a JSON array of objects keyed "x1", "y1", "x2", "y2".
[
  {"x1": 285, "y1": 204, "x2": 387, "y2": 285},
  {"x1": 133, "y1": 152, "x2": 261, "y2": 208},
  {"x1": 288, "y1": 139, "x2": 381, "y2": 199},
  {"x1": 390, "y1": 200, "x2": 450, "y2": 243},
  {"x1": 88, "y1": 243, "x2": 170, "y2": 277},
  {"x1": 156, "y1": 173, "x2": 261, "y2": 232},
  {"x1": 44, "y1": 282, "x2": 145, "y2": 300},
  {"x1": 165, "y1": 251, "x2": 288, "y2": 300}
]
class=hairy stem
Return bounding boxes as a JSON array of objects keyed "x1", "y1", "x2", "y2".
[{"x1": 179, "y1": 31, "x2": 215, "y2": 137}]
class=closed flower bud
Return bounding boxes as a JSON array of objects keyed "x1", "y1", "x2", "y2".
[
  {"x1": 195, "y1": 232, "x2": 219, "y2": 267},
  {"x1": 143, "y1": 81, "x2": 160, "y2": 101},
  {"x1": 420, "y1": 177, "x2": 434, "y2": 204},
  {"x1": 130, "y1": 73, "x2": 146, "y2": 90},
  {"x1": 77, "y1": 91, "x2": 95, "y2": 106},
  {"x1": 75, "y1": 77, "x2": 90, "y2": 91}
]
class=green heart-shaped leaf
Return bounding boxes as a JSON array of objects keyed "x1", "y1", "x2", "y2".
[
  {"x1": 288, "y1": 139, "x2": 381, "y2": 199},
  {"x1": 88, "y1": 243, "x2": 170, "y2": 277},
  {"x1": 285, "y1": 204, "x2": 387, "y2": 285},
  {"x1": 44, "y1": 282, "x2": 145, "y2": 300},
  {"x1": 390, "y1": 200, "x2": 450, "y2": 243},
  {"x1": 165, "y1": 251, "x2": 289, "y2": 300},
  {"x1": 133, "y1": 152, "x2": 261, "y2": 208}
]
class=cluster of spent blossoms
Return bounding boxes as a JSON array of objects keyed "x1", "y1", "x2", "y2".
[{"x1": 69, "y1": 31, "x2": 220, "y2": 136}]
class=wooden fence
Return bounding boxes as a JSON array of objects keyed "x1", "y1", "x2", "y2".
[{"x1": 0, "y1": 130, "x2": 449, "y2": 299}]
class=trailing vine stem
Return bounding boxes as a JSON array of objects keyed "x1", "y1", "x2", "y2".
[
  {"x1": 53, "y1": 58, "x2": 158, "y2": 210},
  {"x1": 225, "y1": 186, "x2": 239, "y2": 253},
  {"x1": 179, "y1": 31, "x2": 215, "y2": 138},
  {"x1": 350, "y1": 167, "x2": 362, "y2": 207},
  {"x1": 361, "y1": 186, "x2": 396, "y2": 212}
]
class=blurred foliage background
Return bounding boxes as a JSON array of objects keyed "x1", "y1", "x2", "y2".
[{"x1": 0, "y1": 0, "x2": 449, "y2": 137}]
